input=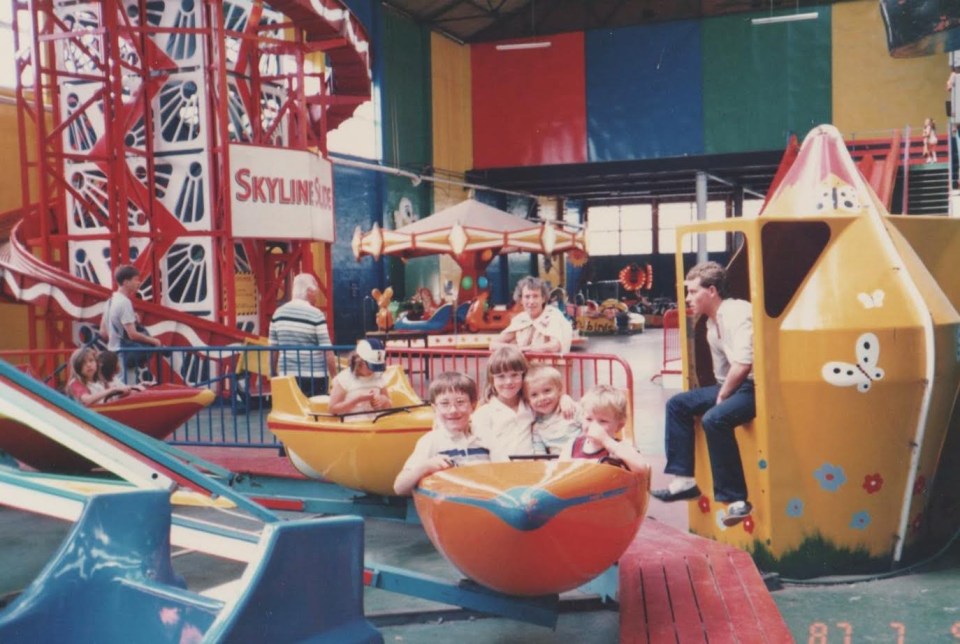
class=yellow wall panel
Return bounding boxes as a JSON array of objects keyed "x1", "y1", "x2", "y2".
[
  {"x1": 0, "y1": 93, "x2": 38, "y2": 350},
  {"x1": 833, "y1": 0, "x2": 948, "y2": 137},
  {"x1": 431, "y1": 32, "x2": 472, "y2": 212}
]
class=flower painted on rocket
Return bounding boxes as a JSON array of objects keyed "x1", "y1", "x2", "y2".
[
  {"x1": 913, "y1": 475, "x2": 927, "y2": 496},
  {"x1": 715, "y1": 510, "x2": 728, "y2": 531},
  {"x1": 742, "y1": 516, "x2": 755, "y2": 534},
  {"x1": 850, "y1": 511, "x2": 871, "y2": 530},
  {"x1": 862, "y1": 473, "x2": 884, "y2": 494},
  {"x1": 698, "y1": 495, "x2": 711, "y2": 514},
  {"x1": 786, "y1": 498, "x2": 804, "y2": 517},
  {"x1": 814, "y1": 463, "x2": 847, "y2": 492}
]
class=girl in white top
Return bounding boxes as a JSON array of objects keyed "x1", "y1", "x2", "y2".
[
  {"x1": 328, "y1": 339, "x2": 391, "y2": 419},
  {"x1": 471, "y1": 345, "x2": 535, "y2": 461}
]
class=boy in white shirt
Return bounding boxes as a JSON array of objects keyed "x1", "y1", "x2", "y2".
[{"x1": 393, "y1": 372, "x2": 489, "y2": 495}]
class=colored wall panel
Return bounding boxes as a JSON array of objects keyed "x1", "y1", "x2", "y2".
[
  {"x1": 332, "y1": 165, "x2": 383, "y2": 344},
  {"x1": 702, "y1": 10, "x2": 832, "y2": 153},
  {"x1": 431, "y1": 33, "x2": 473, "y2": 211},
  {"x1": 340, "y1": 0, "x2": 374, "y2": 32},
  {"x1": 833, "y1": 0, "x2": 947, "y2": 137},
  {"x1": 380, "y1": 175, "x2": 433, "y2": 300},
  {"x1": 381, "y1": 7, "x2": 432, "y2": 169},
  {"x1": 0, "y1": 96, "x2": 42, "y2": 350},
  {"x1": 586, "y1": 21, "x2": 704, "y2": 161},
  {"x1": 472, "y1": 33, "x2": 587, "y2": 168}
]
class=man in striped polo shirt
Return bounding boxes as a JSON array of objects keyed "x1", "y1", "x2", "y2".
[{"x1": 268, "y1": 273, "x2": 335, "y2": 396}]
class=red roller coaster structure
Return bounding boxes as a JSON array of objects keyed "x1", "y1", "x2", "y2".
[{"x1": 1, "y1": 0, "x2": 370, "y2": 351}]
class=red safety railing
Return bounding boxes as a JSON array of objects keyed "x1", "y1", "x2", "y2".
[
  {"x1": 660, "y1": 308, "x2": 682, "y2": 378},
  {"x1": 387, "y1": 347, "x2": 634, "y2": 405},
  {"x1": 1, "y1": 345, "x2": 637, "y2": 447}
]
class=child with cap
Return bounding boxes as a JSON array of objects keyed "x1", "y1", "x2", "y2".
[{"x1": 328, "y1": 339, "x2": 391, "y2": 418}]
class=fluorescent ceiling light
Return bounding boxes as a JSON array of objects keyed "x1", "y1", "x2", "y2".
[
  {"x1": 751, "y1": 12, "x2": 819, "y2": 25},
  {"x1": 495, "y1": 42, "x2": 551, "y2": 51}
]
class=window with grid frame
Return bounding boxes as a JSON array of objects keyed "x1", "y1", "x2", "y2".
[
  {"x1": 586, "y1": 204, "x2": 652, "y2": 256},
  {"x1": 658, "y1": 201, "x2": 727, "y2": 254}
]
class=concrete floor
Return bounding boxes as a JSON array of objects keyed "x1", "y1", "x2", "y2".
[{"x1": 4, "y1": 329, "x2": 960, "y2": 642}]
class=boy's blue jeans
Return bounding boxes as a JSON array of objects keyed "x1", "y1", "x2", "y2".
[{"x1": 664, "y1": 380, "x2": 755, "y2": 503}]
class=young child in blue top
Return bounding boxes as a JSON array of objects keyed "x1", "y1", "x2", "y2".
[
  {"x1": 393, "y1": 372, "x2": 490, "y2": 496},
  {"x1": 525, "y1": 364, "x2": 581, "y2": 455}
]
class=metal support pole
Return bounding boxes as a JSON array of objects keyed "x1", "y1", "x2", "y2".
[{"x1": 695, "y1": 171, "x2": 708, "y2": 263}]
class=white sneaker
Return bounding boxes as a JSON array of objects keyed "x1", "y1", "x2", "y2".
[{"x1": 722, "y1": 501, "x2": 753, "y2": 527}]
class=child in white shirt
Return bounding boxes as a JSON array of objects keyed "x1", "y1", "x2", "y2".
[
  {"x1": 328, "y1": 339, "x2": 391, "y2": 419},
  {"x1": 394, "y1": 372, "x2": 489, "y2": 495},
  {"x1": 471, "y1": 346, "x2": 535, "y2": 461}
]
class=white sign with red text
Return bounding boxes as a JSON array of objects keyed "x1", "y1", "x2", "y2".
[{"x1": 229, "y1": 144, "x2": 334, "y2": 241}]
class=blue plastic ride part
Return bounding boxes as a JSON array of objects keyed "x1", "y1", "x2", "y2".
[{"x1": 0, "y1": 489, "x2": 382, "y2": 643}]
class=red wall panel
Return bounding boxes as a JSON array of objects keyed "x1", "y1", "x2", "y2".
[{"x1": 471, "y1": 33, "x2": 586, "y2": 168}]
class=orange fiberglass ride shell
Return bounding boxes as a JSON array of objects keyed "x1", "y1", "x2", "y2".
[
  {"x1": 267, "y1": 366, "x2": 433, "y2": 496},
  {"x1": 414, "y1": 460, "x2": 650, "y2": 596},
  {"x1": 0, "y1": 384, "x2": 214, "y2": 472}
]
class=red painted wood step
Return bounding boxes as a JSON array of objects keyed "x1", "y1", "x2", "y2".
[{"x1": 619, "y1": 519, "x2": 791, "y2": 643}]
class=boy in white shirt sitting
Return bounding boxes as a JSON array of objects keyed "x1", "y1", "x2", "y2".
[{"x1": 393, "y1": 372, "x2": 490, "y2": 495}]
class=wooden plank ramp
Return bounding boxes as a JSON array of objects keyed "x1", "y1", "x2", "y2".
[{"x1": 620, "y1": 519, "x2": 792, "y2": 643}]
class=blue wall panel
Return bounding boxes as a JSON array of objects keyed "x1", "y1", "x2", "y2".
[
  {"x1": 341, "y1": 0, "x2": 374, "y2": 32},
  {"x1": 332, "y1": 165, "x2": 384, "y2": 344},
  {"x1": 586, "y1": 21, "x2": 703, "y2": 161}
]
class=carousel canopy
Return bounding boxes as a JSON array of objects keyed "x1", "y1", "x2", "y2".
[{"x1": 351, "y1": 199, "x2": 586, "y2": 262}]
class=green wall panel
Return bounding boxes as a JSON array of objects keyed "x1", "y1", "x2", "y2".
[
  {"x1": 381, "y1": 8, "x2": 433, "y2": 170},
  {"x1": 383, "y1": 175, "x2": 433, "y2": 301},
  {"x1": 702, "y1": 10, "x2": 832, "y2": 154},
  {"x1": 380, "y1": 8, "x2": 434, "y2": 301}
]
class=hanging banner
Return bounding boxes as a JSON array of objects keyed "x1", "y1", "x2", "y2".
[{"x1": 229, "y1": 144, "x2": 334, "y2": 241}]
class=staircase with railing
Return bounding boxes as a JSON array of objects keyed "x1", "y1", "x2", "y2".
[{"x1": 889, "y1": 128, "x2": 952, "y2": 215}]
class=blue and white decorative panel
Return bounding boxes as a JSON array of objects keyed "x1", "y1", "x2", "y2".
[
  {"x1": 59, "y1": 84, "x2": 103, "y2": 153},
  {"x1": 64, "y1": 161, "x2": 151, "y2": 235},
  {"x1": 152, "y1": 71, "x2": 209, "y2": 152},
  {"x1": 130, "y1": 152, "x2": 212, "y2": 231},
  {"x1": 54, "y1": 3, "x2": 104, "y2": 81},
  {"x1": 67, "y1": 235, "x2": 149, "y2": 287},
  {"x1": 160, "y1": 238, "x2": 216, "y2": 319},
  {"x1": 125, "y1": 0, "x2": 205, "y2": 68}
]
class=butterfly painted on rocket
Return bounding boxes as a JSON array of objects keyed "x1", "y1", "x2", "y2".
[
  {"x1": 857, "y1": 289, "x2": 885, "y2": 309},
  {"x1": 822, "y1": 332, "x2": 885, "y2": 393}
]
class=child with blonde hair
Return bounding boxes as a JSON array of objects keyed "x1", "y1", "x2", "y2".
[
  {"x1": 525, "y1": 364, "x2": 580, "y2": 455},
  {"x1": 394, "y1": 372, "x2": 489, "y2": 495},
  {"x1": 560, "y1": 385, "x2": 647, "y2": 472}
]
